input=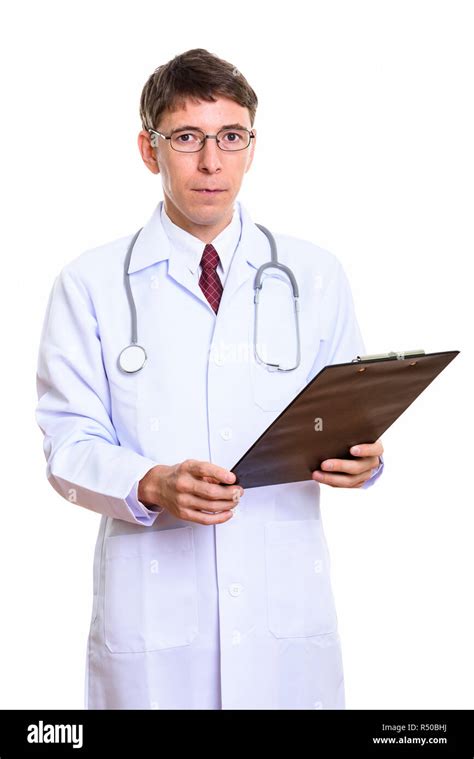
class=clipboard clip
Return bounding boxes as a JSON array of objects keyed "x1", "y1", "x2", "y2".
[{"x1": 351, "y1": 349, "x2": 426, "y2": 363}]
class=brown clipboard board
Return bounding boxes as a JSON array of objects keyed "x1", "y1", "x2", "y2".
[{"x1": 230, "y1": 349, "x2": 460, "y2": 489}]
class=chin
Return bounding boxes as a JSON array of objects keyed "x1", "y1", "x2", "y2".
[{"x1": 189, "y1": 198, "x2": 229, "y2": 216}]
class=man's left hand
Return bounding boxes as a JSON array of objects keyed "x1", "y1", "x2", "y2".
[{"x1": 312, "y1": 439, "x2": 384, "y2": 489}]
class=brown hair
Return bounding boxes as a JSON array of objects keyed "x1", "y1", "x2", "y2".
[{"x1": 139, "y1": 48, "x2": 258, "y2": 133}]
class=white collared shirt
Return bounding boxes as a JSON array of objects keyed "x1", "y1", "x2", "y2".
[{"x1": 160, "y1": 201, "x2": 242, "y2": 287}]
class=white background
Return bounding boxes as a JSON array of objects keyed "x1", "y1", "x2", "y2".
[{"x1": 1, "y1": 0, "x2": 472, "y2": 709}]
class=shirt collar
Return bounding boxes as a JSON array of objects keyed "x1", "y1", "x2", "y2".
[
  {"x1": 127, "y1": 198, "x2": 270, "y2": 275},
  {"x1": 160, "y1": 200, "x2": 242, "y2": 278}
]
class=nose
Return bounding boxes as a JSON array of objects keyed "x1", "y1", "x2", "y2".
[{"x1": 197, "y1": 136, "x2": 223, "y2": 172}]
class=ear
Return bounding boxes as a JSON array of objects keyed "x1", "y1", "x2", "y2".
[{"x1": 137, "y1": 129, "x2": 160, "y2": 175}]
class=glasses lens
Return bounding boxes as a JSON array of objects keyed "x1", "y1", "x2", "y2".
[
  {"x1": 218, "y1": 129, "x2": 250, "y2": 151},
  {"x1": 170, "y1": 129, "x2": 205, "y2": 152}
]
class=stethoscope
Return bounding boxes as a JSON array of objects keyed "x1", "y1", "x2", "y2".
[{"x1": 118, "y1": 223, "x2": 301, "y2": 374}]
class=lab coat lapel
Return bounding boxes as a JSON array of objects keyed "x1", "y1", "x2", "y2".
[
  {"x1": 127, "y1": 202, "x2": 204, "y2": 305},
  {"x1": 216, "y1": 202, "x2": 269, "y2": 312}
]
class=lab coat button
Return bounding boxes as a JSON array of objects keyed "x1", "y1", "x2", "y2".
[
  {"x1": 232, "y1": 630, "x2": 242, "y2": 645},
  {"x1": 220, "y1": 427, "x2": 233, "y2": 440},
  {"x1": 229, "y1": 583, "x2": 243, "y2": 597}
]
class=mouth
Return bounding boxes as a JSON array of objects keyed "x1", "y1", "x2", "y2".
[{"x1": 192, "y1": 189, "x2": 226, "y2": 195}]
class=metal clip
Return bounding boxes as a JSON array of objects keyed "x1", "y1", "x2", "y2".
[{"x1": 351, "y1": 349, "x2": 425, "y2": 363}]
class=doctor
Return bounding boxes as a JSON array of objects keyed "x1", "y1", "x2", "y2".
[{"x1": 35, "y1": 48, "x2": 384, "y2": 710}]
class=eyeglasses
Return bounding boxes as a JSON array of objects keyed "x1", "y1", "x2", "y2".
[{"x1": 148, "y1": 126, "x2": 255, "y2": 153}]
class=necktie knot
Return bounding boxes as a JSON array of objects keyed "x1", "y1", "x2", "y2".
[{"x1": 200, "y1": 243, "x2": 220, "y2": 271}]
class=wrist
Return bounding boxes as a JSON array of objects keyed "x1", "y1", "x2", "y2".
[
  {"x1": 138, "y1": 464, "x2": 166, "y2": 511},
  {"x1": 137, "y1": 469, "x2": 155, "y2": 508}
]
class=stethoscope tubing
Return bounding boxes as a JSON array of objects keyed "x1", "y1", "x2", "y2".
[{"x1": 118, "y1": 223, "x2": 301, "y2": 374}]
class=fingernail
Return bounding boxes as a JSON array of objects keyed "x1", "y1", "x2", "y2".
[
  {"x1": 323, "y1": 461, "x2": 334, "y2": 471},
  {"x1": 351, "y1": 446, "x2": 360, "y2": 455}
]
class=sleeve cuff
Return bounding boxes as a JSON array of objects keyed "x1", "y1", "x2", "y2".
[
  {"x1": 361, "y1": 453, "x2": 384, "y2": 490},
  {"x1": 125, "y1": 480, "x2": 165, "y2": 523}
]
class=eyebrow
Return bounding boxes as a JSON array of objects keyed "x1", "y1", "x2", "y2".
[{"x1": 170, "y1": 123, "x2": 250, "y2": 132}]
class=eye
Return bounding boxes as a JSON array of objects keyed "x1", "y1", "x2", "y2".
[
  {"x1": 176, "y1": 132, "x2": 199, "y2": 143},
  {"x1": 172, "y1": 130, "x2": 202, "y2": 145},
  {"x1": 221, "y1": 130, "x2": 243, "y2": 143}
]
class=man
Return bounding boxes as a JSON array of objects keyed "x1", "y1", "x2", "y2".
[{"x1": 36, "y1": 48, "x2": 384, "y2": 710}]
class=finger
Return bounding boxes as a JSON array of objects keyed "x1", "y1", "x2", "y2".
[
  {"x1": 180, "y1": 506, "x2": 236, "y2": 526},
  {"x1": 175, "y1": 470, "x2": 243, "y2": 504},
  {"x1": 178, "y1": 491, "x2": 242, "y2": 514},
  {"x1": 350, "y1": 439, "x2": 384, "y2": 458},
  {"x1": 190, "y1": 478, "x2": 244, "y2": 502},
  {"x1": 312, "y1": 470, "x2": 371, "y2": 488},
  {"x1": 319, "y1": 455, "x2": 380, "y2": 476},
  {"x1": 202, "y1": 474, "x2": 245, "y2": 494},
  {"x1": 186, "y1": 459, "x2": 237, "y2": 485}
]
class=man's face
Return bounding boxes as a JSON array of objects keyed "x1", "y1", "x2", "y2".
[{"x1": 138, "y1": 96, "x2": 256, "y2": 236}]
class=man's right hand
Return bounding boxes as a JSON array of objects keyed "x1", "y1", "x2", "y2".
[{"x1": 137, "y1": 459, "x2": 244, "y2": 525}]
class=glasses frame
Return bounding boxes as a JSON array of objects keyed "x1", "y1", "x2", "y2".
[{"x1": 148, "y1": 126, "x2": 255, "y2": 153}]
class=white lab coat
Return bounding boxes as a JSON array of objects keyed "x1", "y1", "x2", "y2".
[{"x1": 35, "y1": 199, "x2": 383, "y2": 710}]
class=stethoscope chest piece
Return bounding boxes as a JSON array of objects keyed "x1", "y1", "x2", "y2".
[{"x1": 118, "y1": 344, "x2": 147, "y2": 373}]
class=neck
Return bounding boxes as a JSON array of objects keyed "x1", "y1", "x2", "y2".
[{"x1": 163, "y1": 198, "x2": 234, "y2": 243}]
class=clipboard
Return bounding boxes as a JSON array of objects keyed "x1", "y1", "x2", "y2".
[{"x1": 230, "y1": 349, "x2": 460, "y2": 489}]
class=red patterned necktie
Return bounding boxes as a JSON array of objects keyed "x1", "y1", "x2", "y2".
[{"x1": 199, "y1": 243, "x2": 223, "y2": 314}]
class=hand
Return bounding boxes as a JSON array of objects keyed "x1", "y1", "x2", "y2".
[
  {"x1": 137, "y1": 459, "x2": 244, "y2": 525},
  {"x1": 311, "y1": 439, "x2": 384, "y2": 489}
]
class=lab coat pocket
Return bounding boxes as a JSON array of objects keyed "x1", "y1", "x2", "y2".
[
  {"x1": 104, "y1": 527, "x2": 199, "y2": 653},
  {"x1": 264, "y1": 519, "x2": 338, "y2": 638}
]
